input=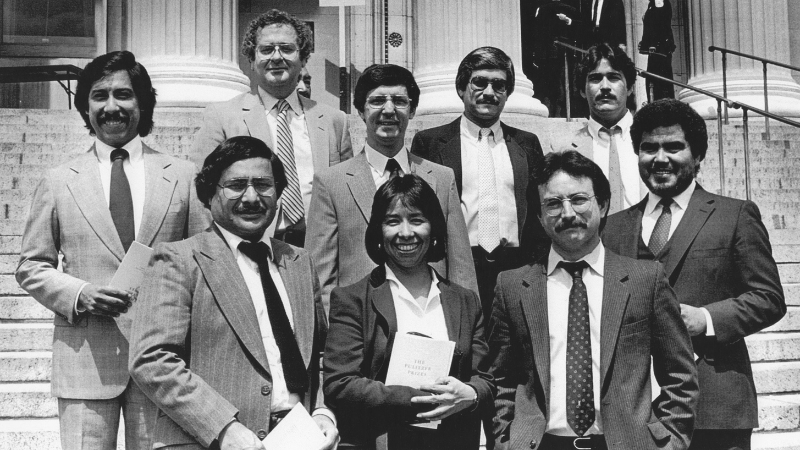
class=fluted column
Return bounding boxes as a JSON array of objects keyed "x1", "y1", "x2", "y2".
[
  {"x1": 129, "y1": 0, "x2": 250, "y2": 108},
  {"x1": 412, "y1": 0, "x2": 547, "y2": 117},
  {"x1": 680, "y1": 0, "x2": 800, "y2": 118}
]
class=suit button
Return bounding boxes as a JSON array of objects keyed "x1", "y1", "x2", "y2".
[
  {"x1": 256, "y1": 429, "x2": 268, "y2": 439},
  {"x1": 530, "y1": 440, "x2": 537, "y2": 449},
  {"x1": 261, "y1": 385, "x2": 271, "y2": 395}
]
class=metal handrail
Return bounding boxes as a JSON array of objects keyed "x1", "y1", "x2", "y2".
[
  {"x1": 553, "y1": 40, "x2": 587, "y2": 122},
  {"x1": 0, "y1": 65, "x2": 82, "y2": 109}
]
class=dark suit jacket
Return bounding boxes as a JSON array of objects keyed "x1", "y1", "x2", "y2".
[
  {"x1": 410, "y1": 117, "x2": 548, "y2": 255},
  {"x1": 129, "y1": 227, "x2": 327, "y2": 448},
  {"x1": 586, "y1": 0, "x2": 627, "y2": 48},
  {"x1": 323, "y1": 266, "x2": 495, "y2": 450},
  {"x1": 603, "y1": 185, "x2": 786, "y2": 429},
  {"x1": 488, "y1": 251, "x2": 697, "y2": 450}
]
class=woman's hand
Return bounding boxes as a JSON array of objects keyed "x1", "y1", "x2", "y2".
[{"x1": 410, "y1": 376, "x2": 477, "y2": 421}]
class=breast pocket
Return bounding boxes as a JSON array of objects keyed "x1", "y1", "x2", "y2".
[{"x1": 619, "y1": 317, "x2": 649, "y2": 337}]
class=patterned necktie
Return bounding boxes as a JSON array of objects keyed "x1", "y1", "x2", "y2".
[
  {"x1": 477, "y1": 128, "x2": 500, "y2": 252},
  {"x1": 559, "y1": 260, "x2": 595, "y2": 437},
  {"x1": 109, "y1": 148, "x2": 135, "y2": 252},
  {"x1": 648, "y1": 197, "x2": 673, "y2": 255},
  {"x1": 602, "y1": 126, "x2": 624, "y2": 214},
  {"x1": 385, "y1": 158, "x2": 402, "y2": 179},
  {"x1": 274, "y1": 99, "x2": 304, "y2": 226},
  {"x1": 237, "y1": 241, "x2": 308, "y2": 393}
]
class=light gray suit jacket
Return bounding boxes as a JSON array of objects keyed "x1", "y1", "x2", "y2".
[
  {"x1": 16, "y1": 145, "x2": 209, "y2": 399},
  {"x1": 129, "y1": 227, "x2": 327, "y2": 448},
  {"x1": 305, "y1": 151, "x2": 478, "y2": 313},
  {"x1": 191, "y1": 89, "x2": 353, "y2": 169}
]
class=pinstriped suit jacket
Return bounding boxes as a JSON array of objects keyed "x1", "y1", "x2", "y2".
[
  {"x1": 16, "y1": 145, "x2": 209, "y2": 399},
  {"x1": 129, "y1": 227, "x2": 327, "y2": 448},
  {"x1": 488, "y1": 251, "x2": 697, "y2": 450}
]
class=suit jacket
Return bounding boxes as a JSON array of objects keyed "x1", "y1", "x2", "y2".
[
  {"x1": 16, "y1": 144, "x2": 209, "y2": 399},
  {"x1": 586, "y1": 0, "x2": 627, "y2": 48},
  {"x1": 191, "y1": 89, "x2": 353, "y2": 169},
  {"x1": 305, "y1": 151, "x2": 478, "y2": 312},
  {"x1": 488, "y1": 251, "x2": 697, "y2": 450},
  {"x1": 323, "y1": 266, "x2": 495, "y2": 450},
  {"x1": 602, "y1": 185, "x2": 786, "y2": 429},
  {"x1": 410, "y1": 117, "x2": 548, "y2": 255},
  {"x1": 128, "y1": 227, "x2": 327, "y2": 448}
]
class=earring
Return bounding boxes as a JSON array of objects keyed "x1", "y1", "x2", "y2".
[
  {"x1": 378, "y1": 242, "x2": 383, "y2": 250},
  {"x1": 432, "y1": 238, "x2": 437, "y2": 247}
]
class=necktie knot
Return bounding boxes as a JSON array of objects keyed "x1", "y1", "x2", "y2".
[
  {"x1": 558, "y1": 260, "x2": 589, "y2": 280},
  {"x1": 276, "y1": 99, "x2": 290, "y2": 114},
  {"x1": 601, "y1": 126, "x2": 620, "y2": 138},
  {"x1": 238, "y1": 240, "x2": 271, "y2": 264},
  {"x1": 385, "y1": 158, "x2": 402, "y2": 178},
  {"x1": 479, "y1": 128, "x2": 492, "y2": 143},
  {"x1": 111, "y1": 148, "x2": 129, "y2": 162},
  {"x1": 659, "y1": 197, "x2": 673, "y2": 209}
]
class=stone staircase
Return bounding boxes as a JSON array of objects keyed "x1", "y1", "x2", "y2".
[{"x1": 1, "y1": 109, "x2": 799, "y2": 449}]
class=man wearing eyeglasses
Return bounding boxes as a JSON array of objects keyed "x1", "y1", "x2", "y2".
[
  {"x1": 488, "y1": 150, "x2": 697, "y2": 450},
  {"x1": 411, "y1": 46, "x2": 547, "y2": 320},
  {"x1": 192, "y1": 9, "x2": 353, "y2": 248},
  {"x1": 306, "y1": 63, "x2": 477, "y2": 313},
  {"x1": 129, "y1": 136, "x2": 339, "y2": 450}
]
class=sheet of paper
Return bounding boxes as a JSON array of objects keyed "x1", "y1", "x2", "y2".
[
  {"x1": 262, "y1": 403, "x2": 326, "y2": 450},
  {"x1": 110, "y1": 241, "x2": 153, "y2": 295}
]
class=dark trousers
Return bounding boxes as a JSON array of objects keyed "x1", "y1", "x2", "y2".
[
  {"x1": 472, "y1": 246, "x2": 528, "y2": 319},
  {"x1": 689, "y1": 429, "x2": 752, "y2": 450}
]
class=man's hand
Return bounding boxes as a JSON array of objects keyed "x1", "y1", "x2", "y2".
[
  {"x1": 680, "y1": 304, "x2": 707, "y2": 336},
  {"x1": 556, "y1": 13, "x2": 572, "y2": 25},
  {"x1": 313, "y1": 415, "x2": 339, "y2": 450},
  {"x1": 411, "y1": 376, "x2": 477, "y2": 421},
  {"x1": 218, "y1": 421, "x2": 264, "y2": 450},
  {"x1": 78, "y1": 284, "x2": 132, "y2": 318}
]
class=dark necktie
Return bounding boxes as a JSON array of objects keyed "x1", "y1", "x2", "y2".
[
  {"x1": 648, "y1": 198, "x2": 673, "y2": 255},
  {"x1": 385, "y1": 158, "x2": 402, "y2": 179},
  {"x1": 559, "y1": 260, "x2": 595, "y2": 437},
  {"x1": 237, "y1": 241, "x2": 308, "y2": 393},
  {"x1": 601, "y1": 126, "x2": 624, "y2": 214},
  {"x1": 109, "y1": 148, "x2": 135, "y2": 252}
]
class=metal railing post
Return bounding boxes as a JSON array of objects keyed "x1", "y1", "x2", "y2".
[
  {"x1": 742, "y1": 108, "x2": 752, "y2": 201},
  {"x1": 763, "y1": 61, "x2": 770, "y2": 140},
  {"x1": 722, "y1": 51, "x2": 729, "y2": 124},
  {"x1": 565, "y1": 49, "x2": 572, "y2": 122},
  {"x1": 717, "y1": 99, "x2": 726, "y2": 196}
]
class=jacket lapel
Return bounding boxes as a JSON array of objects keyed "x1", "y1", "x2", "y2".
[
  {"x1": 438, "y1": 280, "x2": 463, "y2": 344},
  {"x1": 519, "y1": 263, "x2": 551, "y2": 408},
  {"x1": 345, "y1": 152, "x2": 377, "y2": 222},
  {"x1": 599, "y1": 253, "x2": 630, "y2": 388},
  {"x1": 409, "y1": 153, "x2": 438, "y2": 193},
  {"x1": 437, "y1": 119, "x2": 464, "y2": 195},
  {"x1": 371, "y1": 278, "x2": 398, "y2": 335},
  {"x1": 273, "y1": 240, "x2": 314, "y2": 368},
  {"x1": 300, "y1": 95, "x2": 331, "y2": 173},
  {"x1": 242, "y1": 90, "x2": 273, "y2": 148},
  {"x1": 616, "y1": 199, "x2": 646, "y2": 259},
  {"x1": 662, "y1": 186, "x2": 715, "y2": 278},
  {"x1": 137, "y1": 146, "x2": 178, "y2": 246},
  {"x1": 503, "y1": 124, "x2": 530, "y2": 232},
  {"x1": 66, "y1": 147, "x2": 126, "y2": 261}
]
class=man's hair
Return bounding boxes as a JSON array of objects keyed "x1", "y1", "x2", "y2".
[
  {"x1": 353, "y1": 64, "x2": 420, "y2": 114},
  {"x1": 365, "y1": 174, "x2": 447, "y2": 265},
  {"x1": 631, "y1": 98, "x2": 708, "y2": 162},
  {"x1": 241, "y1": 9, "x2": 313, "y2": 62},
  {"x1": 455, "y1": 46, "x2": 516, "y2": 96},
  {"x1": 195, "y1": 136, "x2": 287, "y2": 208},
  {"x1": 533, "y1": 150, "x2": 611, "y2": 228},
  {"x1": 574, "y1": 43, "x2": 637, "y2": 94},
  {"x1": 74, "y1": 51, "x2": 156, "y2": 137}
]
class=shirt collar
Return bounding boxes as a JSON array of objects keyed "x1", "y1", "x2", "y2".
[
  {"x1": 257, "y1": 86, "x2": 303, "y2": 116},
  {"x1": 364, "y1": 144, "x2": 410, "y2": 174},
  {"x1": 95, "y1": 135, "x2": 143, "y2": 164},
  {"x1": 460, "y1": 114, "x2": 504, "y2": 143},
  {"x1": 587, "y1": 110, "x2": 633, "y2": 141},
  {"x1": 216, "y1": 222, "x2": 275, "y2": 263},
  {"x1": 546, "y1": 241, "x2": 605, "y2": 277},
  {"x1": 644, "y1": 179, "x2": 696, "y2": 216},
  {"x1": 385, "y1": 264, "x2": 442, "y2": 306}
]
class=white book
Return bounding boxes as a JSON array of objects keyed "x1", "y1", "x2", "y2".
[
  {"x1": 262, "y1": 403, "x2": 326, "y2": 450},
  {"x1": 110, "y1": 241, "x2": 153, "y2": 296},
  {"x1": 384, "y1": 333, "x2": 455, "y2": 388}
]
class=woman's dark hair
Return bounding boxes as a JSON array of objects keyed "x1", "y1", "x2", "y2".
[
  {"x1": 195, "y1": 136, "x2": 287, "y2": 208},
  {"x1": 365, "y1": 174, "x2": 447, "y2": 265}
]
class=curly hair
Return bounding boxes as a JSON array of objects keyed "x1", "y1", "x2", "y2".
[
  {"x1": 630, "y1": 98, "x2": 708, "y2": 161},
  {"x1": 241, "y1": 9, "x2": 313, "y2": 62}
]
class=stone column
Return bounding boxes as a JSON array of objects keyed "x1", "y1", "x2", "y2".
[
  {"x1": 680, "y1": 0, "x2": 800, "y2": 118},
  {"x1": 412, "y1": 0, "x2": 547, "y2": 117},
  {"x1": 129, "y1": 0, "x2": 250, "y2": 108}
]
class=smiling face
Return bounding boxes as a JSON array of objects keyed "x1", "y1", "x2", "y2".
[
  {"x1": 459, "y1": 68, "x2": 508, "y2": 127},
  {"x1": 638, "y1": 124, "x2": 700, "y2": 198},
  {"x1": 359, "y1": 84, "x2": 415, "y2": 156},
  {"x1": 538, "y1": 171, "x2": 607, "y2": 261},
  {"x1": 251, "y1": 24, "x2": 306, "y2": 98},
  {"x1": 86, "y1": 70, "x2": 141, "y2": 148},
  {"x1": 210, "y1": 158, "x2": 277, "y2": 241},
  {"x1": 582, "y1": 58, "x2": 632, "y2": 127},
  {"x1": 381, "y1": 199, "x2": 432, "y2": 272}
]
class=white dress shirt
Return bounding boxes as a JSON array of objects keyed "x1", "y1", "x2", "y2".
[
  {"x1": 587, "y1": 112, "x2": 643, "y2": 208},
  {"x1": 385, "y1": 265, "x2": 448, "y2": 341},
  {"x1": 364, "y1": 144, "x2": 411, "y2": 188},
  {"x1": 459, "y1": 115, "x2": 519, "y2": 248},
  {"x1": 545, "y1": 243, "x2": 605, "y2": 436}
]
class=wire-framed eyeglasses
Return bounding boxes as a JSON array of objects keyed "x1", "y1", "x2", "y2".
[
  {"x1": 469, "y1": 76, "x2": 508, "y2": 93},
  {"x1": 541, "y1": 194, "x2": 596, "y2": 216},
  {"x1": 365, "y1": 95, "x2": 411, "y2": 109},
  {"x1": 217, "y1": 178, "x2": 276, "y2": 199},
  {"x1": 257, "y1": 44, "x2": 299, "y2": 58}
]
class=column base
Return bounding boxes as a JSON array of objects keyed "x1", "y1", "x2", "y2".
[
  {"x1": 140, "y1": 56, "x2": 251, "y2": 108},
  {"x1": 680, "y1": 70, "x2": 800, "y2": 119}
]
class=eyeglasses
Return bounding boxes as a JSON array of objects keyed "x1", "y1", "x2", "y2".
[
  {"x1": 257, "y1": 44, "x2": 299, "y2": 58},
  {"x1": 541, "y1": 194, "x2": 596, "y2": 216},
  {"x1": 469, "y1": 76, "x2": 508, "y2": 94},
  {"x1": 217, "y1": 178, "x2": 276, "y2": 199},
  {"x1": 365, "y1": 95, "x2": 411, "y2": 109}
]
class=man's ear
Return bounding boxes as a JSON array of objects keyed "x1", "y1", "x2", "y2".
[
  {"x1": 358, "y1": 110, "x2": 366, "y2": 122},
  {"x1": 409, "y1": 108, "x2": 416, "y2": 120}
]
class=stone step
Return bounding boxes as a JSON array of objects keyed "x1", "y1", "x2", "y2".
[
  {"x1": 0, "y1": 323, "x2": 53, "y2": 352},
  {"x1": 753, "y1": 361, "x2": 800, "y2": 394},
  {"x1": 748, "y1": 332, "x2": 800, "y2": 362},
  {"x1": 0, "y1": 382, "x2": 55, "y2": 419},
  {"x1": 780, "y1": 264, "x2": 800, "y2": 284},
  {"x1": 753, "y1": 430, "x2": 800, "y2": 450},
  {"x1": 0, "y1": 352, "x2": 51, "y2": 382},
  {"x1": 0, "y1": 275, "x2": 26, "y2": 296},
  {"x1": 764, "y1": 306, "x2": 800, "y2": 333},
  {"x1": 785, "y1": 284, "x2": 800, "y2": 307},
  {"x1": 0, "y1": 298, "x2": 53, "y2": 321},
  {"x1": 758, "y1": 394, "x2": 800, "y2": 432},
  {"x1": 0, "y1": 418, "x2": 60, "y2": 450}
]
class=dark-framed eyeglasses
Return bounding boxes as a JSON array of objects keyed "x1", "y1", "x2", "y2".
[
  {"x1": 541, "y1": 194, "x2": 596, "y2": 216},
  {"x1": 365, "y1": 95, "x2": 411, "y2": 109},
  {"x1": 217, "y1": 178, "x2": 276, "y2": 199},
  {"x1": 469, "y1": 76, "x2": 508, "y2": 93},
  {"x1": 257, "y1": 43, "x2": 299, "y2": 58}
]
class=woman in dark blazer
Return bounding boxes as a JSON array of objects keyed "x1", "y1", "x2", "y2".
[{"x1": 323, "y1": 174, "x2": 494, "y2": 450}]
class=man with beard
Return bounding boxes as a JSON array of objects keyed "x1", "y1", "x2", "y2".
[
  {"x1": 16, "y1": 51, "x2": 209, "y2": 450},
  {"x1": 603, "y1": 99, "x2": 785, "y2": 450},
  {"x1": 549, "y1": 43, "x2": 642, "y2": 215}
]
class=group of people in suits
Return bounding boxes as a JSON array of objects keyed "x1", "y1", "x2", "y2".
[{"x1": 14, "y1": 7, "x2": 785, "y2": 450}]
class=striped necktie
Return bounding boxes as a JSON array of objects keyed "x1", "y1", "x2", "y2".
[{"x1": 275, "y1": 99, "x2": 304, "y2": 225}]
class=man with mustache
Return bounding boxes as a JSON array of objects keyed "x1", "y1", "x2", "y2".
[
  {"x1": 603, "y1": 99, "x2": 785, "y2": 450},
  {"x1": 488, "y1": 150, "x2": 697, "y2": 450},
  {"x1": 549, "y1": 43, "x2": 642, "y2": 215},
  {"x1": 306, "y1": 63, "x2": 477, "y2": 313},
  {"x1": 16, "y1": 51, "x2": 210, "y2": 450},
  {"x1": 411, "y1": 46, "x2": 546, "y2": 320},
  {"x1": 192, "y1": 9, "x2": 352, "y2": 248}
]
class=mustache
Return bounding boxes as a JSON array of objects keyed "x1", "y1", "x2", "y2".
[
  {"x1": 98, "y1": 111, "x2": 129, "y2": 124},
  {"x1": 477, "y1": 97, "x2": 500, "y2": 105},
  {"x1": 234, "y1": 204, "x2": 267, "y2": 215},
  {"x1": 555, "y1": 218, "x2": 587, "y2": 233},
  {"x1": 595, "y1": 93, "x2": 617, "y2": 101}
]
